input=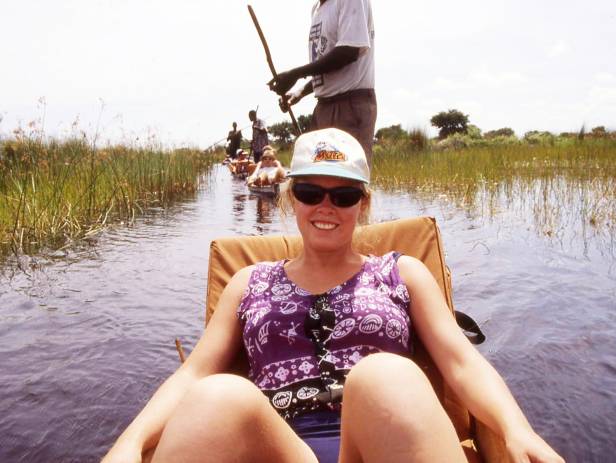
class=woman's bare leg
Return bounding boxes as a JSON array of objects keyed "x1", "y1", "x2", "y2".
[
  {"x1": 338, "y1": 353, "x2": 467, "y2": 463},
  {"x1": 152, "y1": 374, "x2": 317, "y2": 463}
]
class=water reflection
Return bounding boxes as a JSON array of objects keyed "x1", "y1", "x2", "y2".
[
  {"x1": 254, "y1": 195, "x2": 276, "y2": 224},
  {"x1": 0, "y1": 164, "x2": 614, "y2": 463}
]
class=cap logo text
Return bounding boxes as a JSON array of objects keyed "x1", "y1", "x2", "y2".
[{"x1": 312, "y1": 141, "x2": 347, "y2": 163}]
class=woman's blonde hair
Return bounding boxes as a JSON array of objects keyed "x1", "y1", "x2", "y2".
[{"x1": 278, "y1": 177, "x2": 372, "y2": 225}]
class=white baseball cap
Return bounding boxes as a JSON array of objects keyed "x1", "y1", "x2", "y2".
[{"x1": 288, "y1": 128, "x2": 370, "y2": 184}]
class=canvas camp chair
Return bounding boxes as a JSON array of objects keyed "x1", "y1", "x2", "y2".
[{"x1": 202, "y1": 216, "x2": 508, "y2": 462}]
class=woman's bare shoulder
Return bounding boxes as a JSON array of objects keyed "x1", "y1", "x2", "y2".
[
  {"x1": 226, "y1": 265, "x2": 256, "y2": 291},
  {"x1": 396, "y1": 254, "x2": 428, "y2": 275}
]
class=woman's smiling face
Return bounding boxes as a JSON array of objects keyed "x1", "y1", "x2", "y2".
[{"x1": 292, "y1": 175, "x2": 367, "y2": 252}]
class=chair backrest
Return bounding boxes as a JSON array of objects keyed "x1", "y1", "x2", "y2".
[{"x1": 207, "y1": 216, "x2": 452, "y2": 315}]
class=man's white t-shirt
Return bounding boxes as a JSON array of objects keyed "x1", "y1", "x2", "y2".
[{"x1": 309, "y1": 0, "x2": 375, "y2": 98}]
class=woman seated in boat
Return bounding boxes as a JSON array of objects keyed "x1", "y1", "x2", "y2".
[
  {"x1": 228, "y1": 149, "x2": 255, "y2": 177},
  {"x1": 103, "y1": 128, "x2": 564, "y2": 463},
  {"x1": 246, "y1": 146, "x2": 286, "y2": 187}
]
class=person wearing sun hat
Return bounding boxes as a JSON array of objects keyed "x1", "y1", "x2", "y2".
[
  {"x1": 104, "y1": 127, "x2": 564, "y2": 463},
  {"x1": 228, "y1": 148, "x2": 254, "y2": 177},
  {"x1": 246, "y1": 145, "x2": 286, "y2": 187}
]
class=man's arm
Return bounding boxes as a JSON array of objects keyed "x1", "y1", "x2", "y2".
[{"x1": 268, "y1": 46, "x2": 360, "y2": 96}]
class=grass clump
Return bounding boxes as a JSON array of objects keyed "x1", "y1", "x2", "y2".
[
  {"x1": 372, "y1": 140, "x2": 616, "y2": 238},
  {"x1": 0, "y1": 134, "x2": 221, "y2": 258}
]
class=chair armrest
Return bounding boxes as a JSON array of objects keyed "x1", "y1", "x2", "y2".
[{"x1": 476, "y1": 419, "x2": 509, "y2": 462}]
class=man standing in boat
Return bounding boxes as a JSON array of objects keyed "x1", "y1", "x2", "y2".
[
  {"x1": 249, "y1": 110, "x2": 269, "y2": 164},
  {"x1": 226, "y1": 122, "x2": 242, "y2": 160},
  {"x1": 268, "y1": 0, "x2": 376, "y2": 165}
]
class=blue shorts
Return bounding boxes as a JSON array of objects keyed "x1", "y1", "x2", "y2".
[{"x1": 289, "y1": 410, "x2": 341, "y2": 463}]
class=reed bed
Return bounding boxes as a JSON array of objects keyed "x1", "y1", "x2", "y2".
[
  {"x1": 371, "y1": 140, "x2": 616, "y2": 238},
  {"x1": 0, "y1": 137, "x2": 220, "y2": 258}
]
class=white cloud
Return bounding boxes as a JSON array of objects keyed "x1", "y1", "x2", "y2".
[
  {"x1": 547, "y1": 40, "x2": 568, "y2": 58},
  {"x1": 588, "y1": 85, "x2": 616, "y2": 102},
  {"x1": 432, "y1": 77, "x2": 467, "y2": 91},
  {"x1": 594, "y1": 72, "x2": 615, "y2": 82},
  {"x1": 392, "y1": 88, "x2": 422, "y2": 101},
  {"x1": 468, "y1": 68, "x2": 528, "y2": 88}
]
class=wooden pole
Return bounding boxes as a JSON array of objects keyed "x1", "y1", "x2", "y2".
[
  {"x1": 175, "y1": 338, "x2": 186, "y2": 363},
  {"x1": 248, "y1": 5, "x2": 301, "y2": 137}
]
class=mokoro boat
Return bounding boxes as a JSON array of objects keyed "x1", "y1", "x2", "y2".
[{"x1": 227, "y1": 162, "x2": 254, "y2": 181}]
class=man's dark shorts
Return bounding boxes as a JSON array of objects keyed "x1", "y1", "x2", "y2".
[{"x1": 312, "y1": 88, "x2": 377, "y2": 165}]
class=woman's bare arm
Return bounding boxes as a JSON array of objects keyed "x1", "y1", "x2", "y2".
[
  {"x1": 102, "y1": 266, "x2": 253, "y2": 462},
  {"x1": 397, "y1": 256, "x2": 564, "y2": 462}
]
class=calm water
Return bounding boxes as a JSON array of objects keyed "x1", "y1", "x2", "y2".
[{"x1": 1, "y1": 164, "x2": 615, "y2": 462}]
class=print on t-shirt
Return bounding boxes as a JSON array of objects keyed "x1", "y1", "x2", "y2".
[{"x1": 309, "y1": 22, "x2": 325, "y2": 88}]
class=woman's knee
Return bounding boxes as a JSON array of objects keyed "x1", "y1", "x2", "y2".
[
  {"x1": 153, "y1": 375, "x2": 272, "y2": 462},
  {"x1": 341, "y1": 354, "x2": 455, "y2": 454},
  {"x1": 184, "y1": 374, "x2": 269, "y2": 420},
  {"x1": 345, "y1": 353, "x2": 431, "y2": 396}
]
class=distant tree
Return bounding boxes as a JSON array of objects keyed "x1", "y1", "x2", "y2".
[
  {"x1": 591, "y1": 126, "x2": 607, "y2": 137},
  {"x1": 485, "y1": 127, "x2": 515, "y2": 139},
  {"x1": 375, "y1": 124, "x2": 407, "y2": 142},
  {"x1": 466, "y1": 124, "x2": 482, "y2": 139},
  {"x1": 524, "y1": 130, "x2": 555, "y2": 145},
  {"x1": 430, "y1": 109, "x2": 469, "y2": 139},
  {"x1": 269, "y1": 121, "x2": 294, "y2": 146},
  {"x1": 270, "y1": 115, "x2": 313, "y2": 145},
  {"x1": 297, "y1": 114, "x2": 313, "y2": 134}
]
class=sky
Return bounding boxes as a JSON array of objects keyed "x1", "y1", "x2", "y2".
[{"x1": 1, "y1": 0, "x2": 615, "y2": 148}]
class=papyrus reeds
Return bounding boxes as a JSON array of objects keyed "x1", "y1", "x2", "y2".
[{"x1": 0, "y1": 136, "x2": 219, "y2": 258}]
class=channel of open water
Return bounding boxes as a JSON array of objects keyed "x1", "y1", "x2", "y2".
[{"x1": 1, "y1": 164, "x2": 615, "y2": 462}]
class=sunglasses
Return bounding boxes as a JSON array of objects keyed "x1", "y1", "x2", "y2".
[{"x1": 292, "y1": 183, "x2": 364, "y2": 208}]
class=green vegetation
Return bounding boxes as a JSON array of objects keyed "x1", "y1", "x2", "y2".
[
  {"x1": 372, "y1": 138, "x2": 616, "y2": 236},
  {"x1": 4, "y1": 106, "x2": 614, "y2": 260},
  {"x1": 268, "y1": 114, "x2": 313, "y2": 148},
  {"x1": 0, "y1": 134, "x2": 220, "y2": 258}
]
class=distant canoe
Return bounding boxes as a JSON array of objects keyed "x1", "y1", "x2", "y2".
[
  {"x1": 247, "y1": 182, "x2": 280, "y2": 196},
  {"x1": 227, "y1": 162, "x2": 252, "y2": 180}
]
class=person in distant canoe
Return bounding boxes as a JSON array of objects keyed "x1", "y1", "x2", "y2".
[
  {"x1": 246, "y1": 146, "x2": 286, "y2": 187},
  {"x1": 228, "y1": 149, "x2": 255, "y2": 177},
  {"x1": 226, "y1": 122, "x2": 242, "y2": 159},
  {"x1": 102, "y1": 128, "x2": 564, "y2": 463},
  {"x1": 268, "y1": 0, "x2": 377, "y2": 165},
  {"x1": 249, "y1": 110, "x2": 269, "y2": 164}
]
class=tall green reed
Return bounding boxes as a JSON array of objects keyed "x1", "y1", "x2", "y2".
[
  {"x1": 0, "y1": 136, "x2": 220, "y2": 257},
  {"x1": 372, "y1": 140, "x2": 616, "y2": 236}
]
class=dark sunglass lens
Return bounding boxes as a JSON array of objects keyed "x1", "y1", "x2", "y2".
[
  {"x1": 292, "y1": 183, "x2": 325, "y2": 205},
  {"x1": 330, "y1": 187, "x2": 364, "y2": 207}
]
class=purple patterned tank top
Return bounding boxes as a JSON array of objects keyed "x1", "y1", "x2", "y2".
[{"x1": 237, "y1": 251, "x2": 412, "y2": 420}]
